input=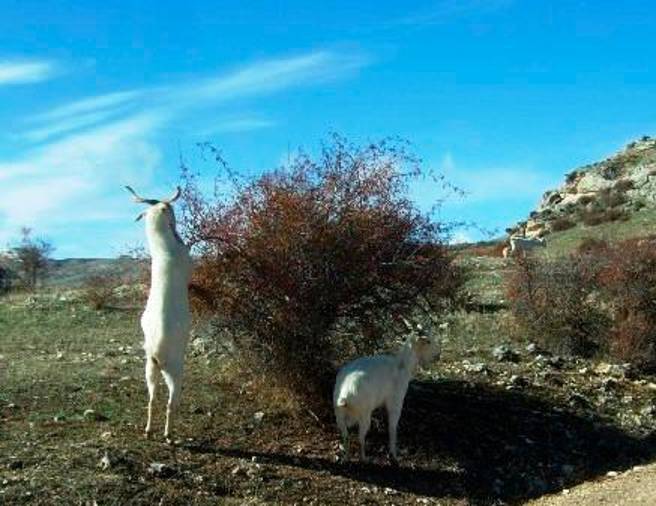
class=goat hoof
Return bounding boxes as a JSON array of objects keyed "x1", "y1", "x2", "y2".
[
  {"x1": 389, "y1": 455, "x2": 399, "y2": 467},
  {"x1": 144, "y1": 430, "x2": 151, "y2": 439}
]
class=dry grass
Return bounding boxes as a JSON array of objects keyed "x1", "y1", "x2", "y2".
[{"x1": 3, "y1": 281, "x2": 656, "y2": 504}]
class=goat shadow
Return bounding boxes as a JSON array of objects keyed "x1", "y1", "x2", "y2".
[{"x1": 193, "y1": 379, "x2": 656, "y2": 505}]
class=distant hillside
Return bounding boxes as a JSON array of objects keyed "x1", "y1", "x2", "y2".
[
  {"x1": 45, "y1": 257, "x2": 144, "y2": 288},
  {"x1": 508, "y1": 136, "x2": 656, "y2": 239}
]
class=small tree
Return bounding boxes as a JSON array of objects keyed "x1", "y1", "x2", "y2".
[
  {"x1": 11, "y1": 228, "x2": 55, "y2": 290},
  {"x1": 0, "y1": 264, "x2": 13, "y2": 294},
  {"x1": 179, "y1": 135, "x2": 464, "y2": 415}
]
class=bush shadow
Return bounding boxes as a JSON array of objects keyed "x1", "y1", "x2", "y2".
[
  {"x1": 194, "y1": 379, "x2": 656, "y2": 504},
  {"x1": 398, "y1": 378, "x2": 656, "y2": 503}
]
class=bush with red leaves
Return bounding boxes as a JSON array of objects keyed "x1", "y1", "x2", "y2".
[
  {"x1": 179, "y1": 135, "x2": 464, "y2": 414},
  {"x1": 507, "y1": 255, "x2": 608, "y2": 357},
  {"x1": 597, "y1": 237, "x2": 656, "y2": 369},
  {"x1": 507, "y1": 236, "x2": 656, "y2": 370}
]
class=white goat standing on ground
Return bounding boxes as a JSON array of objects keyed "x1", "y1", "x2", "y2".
[
  {"x1": 509, "y1": 236, "x2": 547, "y2": 257},
  {"x1": 333, "y1": 322, "x2": 442, "y2": 463},
  {"x1": 126, "y1": 186, "x2": 191, "y2": 440}
]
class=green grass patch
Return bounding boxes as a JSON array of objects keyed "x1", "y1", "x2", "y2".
[{"x1": 541, "y1": 207, "x2": 656, "y2": 258}]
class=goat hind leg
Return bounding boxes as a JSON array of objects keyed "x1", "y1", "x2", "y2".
[
  {"x1": 162, "y1": 366, "x2": 183, "y2": 440},
  {"x1": 357, "y1": 415, "x2": 372, "y2": 463},
  {"x1": 386, "y1": 405, "x2": 402, "y2": 464},
  {"x1": 335, "y1": 408, "x2": 350, "y2": 461},
  {"x1": 144, "y1": 357, "x2": 160, "y2": 438}
]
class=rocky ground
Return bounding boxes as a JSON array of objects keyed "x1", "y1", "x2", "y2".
[
  {"x1": 4, "y1": 266, "x2": 656, "y2": 504},
  {"x1": 527, "y1": 462, "x2": 656, "y2": 506}
]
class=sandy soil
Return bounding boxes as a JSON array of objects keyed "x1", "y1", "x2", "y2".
[{"x1": 527, "y1": 463, "x2": 656, "y2": 506}]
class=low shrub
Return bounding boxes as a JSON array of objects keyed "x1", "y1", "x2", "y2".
[
  {"x1": 605, "y1": 192, "x2": 627, "y2": 208},
  {"x1": 576, "y1": 237, "x2": 609, "y2": 255},
  {"x1": 507, "y1": 238, "x2": 656, "y2": 370},
  {"x1": 565, "y1": 170, "x2": 579, "y2": 184},
  {"x1": 0, "y1": 264, "x2": 15, "y2": 294},
  {"x1": 581, "y1": 210, "x2": 606, "y2": 227},
  {"x1": 550, "y1": 217, "x2": 576, "y2": 232},
  {"x1": 605, "y1": 208, "x2": 629, "y2": 222},
  {"x1": 613, "y1": 179, "x2": 635, "y2": 192},
  {"x1": 581, "y1": 208, "x2": 629, "y2": 227},
  {"x1": 80, "y1": 273, "x2": 121, "y2": 310},
  {"x1": 464, "y1": 242, "x2": 507, "y2": 258},
  {"x1": 507, "y1": 256, "x2": 608, "y2": 356},
  {"x1": 180, "y1": 135, "x2": 465, "y2": 415},
  {"x1": 577, "y1": 195, "x2": 595, "y2": 206}
]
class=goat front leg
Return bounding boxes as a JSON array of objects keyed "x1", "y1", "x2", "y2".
[{"x1": 386, "y1": 405, "x2": 402, "y2": 465}]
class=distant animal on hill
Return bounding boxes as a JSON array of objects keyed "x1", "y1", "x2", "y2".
[
  {"x1": 126, "y1": 185, "x2": 191, "y2": 441},
  {"x1": 509, "y1": 236, "x2": 547, "y2": 257},
  {"x1": 333, "y1": 322, "x2": 442, "y2": 463}
]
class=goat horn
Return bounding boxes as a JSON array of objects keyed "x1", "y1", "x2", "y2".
[
  {"x1": 124, "y1": 185, "x2": 159, "y2": 205},
  {"x1": 164, "y1": 186, "x2": 182, "y2": 204}
]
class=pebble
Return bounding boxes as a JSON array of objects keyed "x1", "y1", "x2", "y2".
[
  {"x1": 149, "y1": 462, "x2": 175, "y2": 478},
  {"x1": 83, "y1": 409, "x2": 108, "y2": 421},
  {"x1": 99, "y1": 453, "x2": 111, "y2": 470}
]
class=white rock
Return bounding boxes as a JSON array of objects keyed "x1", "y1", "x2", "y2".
[{"x1": 99, "y1": 453, "x2": 111, "y2": 470}]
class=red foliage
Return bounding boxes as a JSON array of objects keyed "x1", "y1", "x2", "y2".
[
  {"x1": 507, "y1": 235, "x2": 656, "y2": 369},
  {"x1": 462, "y1": 242, "x2": 506, "y2": 257},
  {"x1": 179, "y1": 136, "x2": 463, "y2": 413}
]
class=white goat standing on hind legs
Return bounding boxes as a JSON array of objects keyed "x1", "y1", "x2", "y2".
[
  {"x1": 333, "y1": 319, "x2": 442, "y2": 464},
  {"x1": 126, "y1": 185, "x2": 191, "y2": 441}
]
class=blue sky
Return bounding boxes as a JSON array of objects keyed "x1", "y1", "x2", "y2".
[{"x1": 1, "y1": 0, "x2": 655, "y2": 258}]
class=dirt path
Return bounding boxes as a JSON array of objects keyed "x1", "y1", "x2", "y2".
[{"x1": 527, "y1": 463, "x2": 656, "y2": 506}]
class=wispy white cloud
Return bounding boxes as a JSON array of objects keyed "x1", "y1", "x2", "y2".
[
  {"x1": 0, "y1": 59, "x2": 59, "y2": 86},
  {"x1": 1, "y1": 50, "x2": 371, "y2": 254},
  {"x1": 32, "y1": 90, "x2": 142, "y2": 122},
  {"x1": 198, "y1": 117, "x2": 277, "y2": 136},
  {"x1": 183, "y1": 51, "x2": 368, "y2": 104},
  {"x1": 23, "y1": 50, "x2": 368, "y2": 144},
  {"x1": 0, "y1": 112, "x2": 164, "y2": 248},
  {"x1": 22, "y1": 108, "x2": 134, "y2": 142}
]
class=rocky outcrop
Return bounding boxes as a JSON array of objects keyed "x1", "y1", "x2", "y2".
[{"x1": 508, "y1": 136, "x2": 656, "y2": 238}]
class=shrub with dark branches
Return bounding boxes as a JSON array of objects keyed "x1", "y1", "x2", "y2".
[
  {"x1": 10, "y1": 228, "x2": 54, "y2": 290},
  {"x1": 507, "y1": 255, "x2": 608, "y2": 356},
  {"x1": 178, "y1": 135, "x2": 464, "y2": 415},
  {"x1": 508, "y1": 237, "x2": 656, "y2": 370},
  {"x1": 597, "y1": 238, "x2": 656, "y2": 369}
]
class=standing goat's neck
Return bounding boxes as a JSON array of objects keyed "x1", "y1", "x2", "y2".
[
  {"x1": 396, "y1": 341, "x2": 420, "y2": 379},
  {"x1": 146, "y1": 219, "x2": 186, "y2": 261}
]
